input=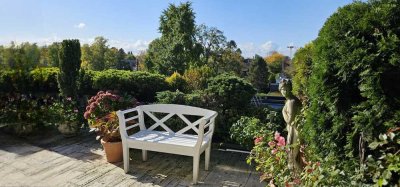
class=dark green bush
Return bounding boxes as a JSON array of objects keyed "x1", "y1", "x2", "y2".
[
  {"x1": 0, "y1": 68, "x2": 59, "y2": 93},
  {"x1": 30, "y1": 67, "x2": 59, "y2": 93},
  {"x1": 93, "y1": 69, "x2": 168, "y2": 102},
  {"x1": 58, "y1": 39, "x2": 81, "y2": 97},
  {"x1": 206, "y1": 73, "x2": 256, "y2": 110},
  {"x1": 302, "y1": 0, "x2": 400, "y2": 180},
  {"x1": 78, "y1": 69, "x2": 98, "y2": 95},
  {"x1": 156, "y1": 90, "x2": 186, "y2": 104}
]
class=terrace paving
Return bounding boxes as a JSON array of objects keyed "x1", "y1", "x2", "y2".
[{"x1": 0, "y1": 131, "x2": 264, "y2": 187}]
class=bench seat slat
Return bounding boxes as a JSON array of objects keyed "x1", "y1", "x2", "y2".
[{"x1": 128, "y1": 130, "x2": 210, "y2": 148}]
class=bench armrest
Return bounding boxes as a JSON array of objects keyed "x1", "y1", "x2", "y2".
[
  {"x1": 195, "y1": 112, "x2": 218, "y2": 150},
  {"x1": 117, "y1": 107, "x2": 143, "y2": 139}
]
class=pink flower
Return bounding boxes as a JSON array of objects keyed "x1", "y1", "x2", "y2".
[
  {"x1": 84, "y1": 112, "x2": 90, "y2": 119},
  {"x1": 271, "y1": 149, "x2": 278, "y2": 154},
  {"x1": 269, "y1": 179, "x2": 275, "y2": 187},
  {"x1": 66, "y1": 97, "x2": 72, "y2": 101},
  {"x1": 74, "y1": 109, "x2": 78, "y2": 113},
  {"x1": 254, "y1": 137, "x2": 263, "y2": 144},
  {"x1": 316, "y1": 162, "x2": 321, "y2": 167},
  {"x1": 277, "y1": 136, "x2": 286, "y2": 147},
  {"x1": 274, "y1": 132, "x2": 280, "y2": 141},
  {"x1": 268, "y1": 141, "x2": 275, "y2": 147}
]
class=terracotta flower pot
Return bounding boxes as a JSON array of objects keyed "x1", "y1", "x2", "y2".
[{"x1": 101, "y1": 139, "x2": 123, "y2": 163}]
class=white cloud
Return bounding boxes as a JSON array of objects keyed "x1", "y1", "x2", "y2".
[
  {"x1": 238, "y1": 41, "x2": 279, "y2": 58},
  {"x1": 238, "y1": 41, "x2": 297, "y2": 58},
  {"x1": 74, "y1": 23, "x2": 86, "y2": 29},
  {"x1": 108, "y1": 39, "x2": 151, "y2": 54}
]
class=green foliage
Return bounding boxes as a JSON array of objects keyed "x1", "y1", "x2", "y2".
[
  {"x1": 247, "y1": 131, "x2": 293, "y2": 185},
  {"x1": 365, "y1": 128, "x2": 400, "y2": 186},
  {"x1": 292, "y1": 42, "x2": 314, "y2": 98},
  {"x1": 93, "y1": 69, "x2": 168, "y2": 102},
  {"x1": 57, "y1": 39, "x2": 81, "y2": 98},
  {"x1": 145, "y1": 2, "x2": 201, "y2": 75},
  {"x1": 183, "y1": 65, "x2": 214, "y2": 90},
  {"x1": 156, "y1": 90, "x2": 205, "y2": 108},
  {"x1": 48, "y1": 97, "x2": 79, "y2": 124},
  {"x1": 1, "y1": 42, "x2": 40, "y2": 71},
  {"x1": 248, "y1": 55, "x2": 269, "y2": 92},
  {"x1": 303, "y1": 0, "x2": 400, "y2": 173},
  {"x1": 0, "y1": 68, "x2": 59, "y2": 93},
  {"x1": 230, "y1": 116, "x2": 264, "y2": 149},
  {"x1": 0, "y1": 93, "x2": 56, "y2": 135},
  {"x1": 30, "y1": 67, "x2": 59, "y2": 92},
  {"x1": 206, "y1": 73, "x2": 256, "y2": 110},
  {"x1": 165, "y1": 72, "x2": 188, "y2": 92}
]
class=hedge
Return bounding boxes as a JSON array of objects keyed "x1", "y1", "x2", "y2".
[{"x1": 0, "y1": 68, "x2": 169, "y2": 102}]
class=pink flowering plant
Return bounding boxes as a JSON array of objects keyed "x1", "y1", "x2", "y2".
[
  {"x1": 84, "y1": 91, "x2": 137, "y2": 142},
  {"x1": 84, "y1": 91, "x2": 137, "y2": 125},
  {"x1": 247, "y1": 131, "x2": 301, "y2": 186}
]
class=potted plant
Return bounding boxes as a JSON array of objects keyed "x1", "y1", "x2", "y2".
[
  {"x1": 48, "y1": 97, "x2": 80, "y2": 137},
  {"x1": 84, "y1": 90, "x2": 137, "y2": 163}
]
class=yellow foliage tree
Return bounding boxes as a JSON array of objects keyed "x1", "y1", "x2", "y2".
[{"x1": 264, "y1": 51, "x2": 286, "y2": 74}]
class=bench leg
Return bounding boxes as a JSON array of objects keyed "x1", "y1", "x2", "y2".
[
  {"x1": 205, "y1": 146, "x2": 211, "y2": 171},
  {"x1": 193, "y1": 155, "x2": 200, "y2": 184},
  {"x1": 142, "y1": 150, "x2": 148, "y2": 161},
  {"x1": 123, "y1": 146, "x2": 129, "y2": 173}
]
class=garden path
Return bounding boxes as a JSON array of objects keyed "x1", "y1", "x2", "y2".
[{"x1": 0, "y1": 131, "x2": 264, "y2": 187}]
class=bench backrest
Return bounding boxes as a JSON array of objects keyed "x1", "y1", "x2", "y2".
[{"x1": 117, "y1": 104, "x2": 217, "y2": 139}]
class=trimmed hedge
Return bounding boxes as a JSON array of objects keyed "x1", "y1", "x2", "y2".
[
  {"x1": 0, "y1": 68, "x2": 59, "y2": 93},
  {"x1": 0, "y1": 68, "x2": 169, "y2": 102}
]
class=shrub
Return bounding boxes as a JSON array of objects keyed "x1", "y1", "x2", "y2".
[
  {"x1": 206, "y1": 73, "x2": 256, "y2": 110},
  {"x1": 292, "y1": 42, "x2": 313, "y2": 98},
  {"x1": 247, "y1": 131, "x2": 294, "y2": 186},
  {"x1": 165, "y1": 72, "x2": 188, "y2": 92},
  {"x1": 230, "y1": 116, "x2": 265, "y2": 149},
  {"x1": 30, "y1": 67, "x2": 59, "y2": 93},
  {"x1": 156, "y1": 90, "x2": 186, "y2": 105},
  {"x1": 78, "y1": 69, "x2": 98, "y2": 95},
  {"x1": 303, "y1": 0, "x2": 400, "y2": 173},
  {"x1": 0, "y1": 70, "x2": 32, "y2": 93},
  {"x1": 93, "y1": 70, "x2": 168, "y2": 102},
  {"x1": 0, "y1": 68, "x2": 60, "y2": 93},
  {"x1": 183, "y1": 65, "x2": 214, "y2": 90},
  {"x1": 156, "y1": 90, "x2": 207, "y2": 108},
  {"x1": 57, "y1": 39, "x2": 81, "y2": 97}
]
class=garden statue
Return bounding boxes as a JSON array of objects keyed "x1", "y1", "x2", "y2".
[{"x1": 279, "y1": 79, "x2": 302, "y2": 172}]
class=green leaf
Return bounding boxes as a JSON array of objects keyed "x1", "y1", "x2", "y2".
[
  {"x1": 379, "y1": 134, "x2": 387, "y2": 141},
  {"x1": 388, "y1": 132, "x2": 395, "y2": 140},
  {"x1": 369, "y1": 141, "x2": 380, "y2": 149}
]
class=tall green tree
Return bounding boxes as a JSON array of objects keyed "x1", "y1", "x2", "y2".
[
  {"x1": 105, "y1": 47, "x2": 119, "y2": 69},
  {"x1": 248, "y1": 55, "x2": 269, "y2": 92},
  {"x1": 196, "y1": 24, "x2": 226, "y2": 65},
  {"x1": 145, "y1": 2, "x2": 201, "y2": 75},
  {"x1": 90, "y1": 36, "x2": 108, "y2": 70},
  {"x1": 57, "y1": 39, "x2": 81, "y2": 98}
]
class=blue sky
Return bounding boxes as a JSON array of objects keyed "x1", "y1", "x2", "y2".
[{"x1": 0, "y1": 0, "x2": 353, "y2": 57}]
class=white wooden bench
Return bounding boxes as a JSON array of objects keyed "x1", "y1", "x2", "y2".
[{"x1": 116, "y1": 104, "x2": 217, "y2": 184}]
